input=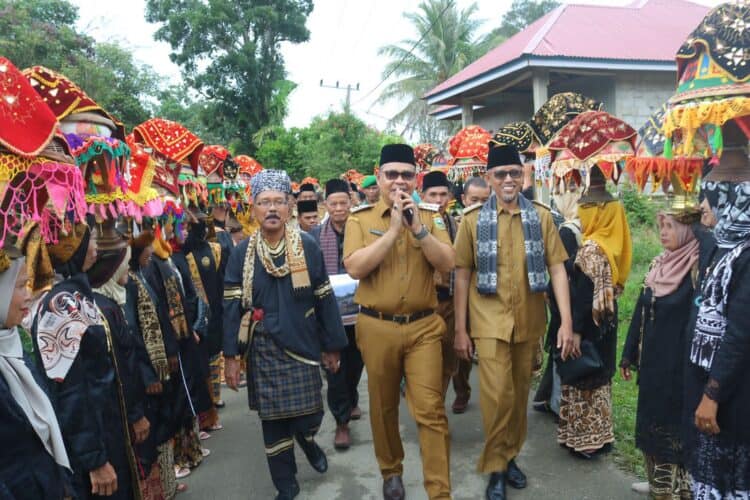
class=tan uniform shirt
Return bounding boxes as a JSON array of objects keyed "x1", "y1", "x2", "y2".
[
  {"x1": 343, "y1": 198, "x2": 451, "y2": 315},
  {"x1": 454, "y1": 202, "x2": 567, "y2": 343}
]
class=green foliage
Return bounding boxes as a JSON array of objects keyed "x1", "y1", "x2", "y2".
[
  {"x1": 621, "y1": 184, "x2": 658, "y2": 228},
  {"x1": 480, "y1": 0, "x2": 560, "y2": 50},
  {"x1": 145, "y1": 0, "x2": 314, "y2": 154},
  {"x1": 254, "y1": 126, "x2": 307, "y2": 181},
  {"x1": 0, "y1": 0, "x2": 160, "y2": 130},
  {"x1": 73, "y1": 43, "x2": 160, "y2": 130},
  {"x1": 0, "y1": 0, "x2": 94, "y2": 71},
  {"x1": 377, "y1": 0, "x2": 485, "y2": 141},
  {"x1": 255, "y1": 112, "x2": 404, "y2": 181},
  {"x1": 612, "y1": 224, "x2": 661, "y2": 477}
]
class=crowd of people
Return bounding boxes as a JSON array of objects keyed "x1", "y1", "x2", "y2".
[{"x1": 1, "y1": 2, "x2": 749, "y2": 500}]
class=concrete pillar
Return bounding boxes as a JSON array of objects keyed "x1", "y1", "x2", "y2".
[
  {"x1": 532, "y1": 70, "x2": 550, "y2": 112},
  {"x1": 461, "y1": 101, "x2": 474, "y2": 128}
]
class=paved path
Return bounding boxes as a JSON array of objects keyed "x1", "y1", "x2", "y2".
[{"x1": 182, "y1": 369, "x2": 640, "y2": 499}]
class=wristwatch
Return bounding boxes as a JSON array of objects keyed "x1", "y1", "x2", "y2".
[{"x1": 415, "y1": 224, "x2": 429, "y2": 240}]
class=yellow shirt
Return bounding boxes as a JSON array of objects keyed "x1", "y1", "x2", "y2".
[
  {"x1": 343, "y1": 198, "x2": 451, "y2": 314},
  {"x1": 454, "y1": 202, "x2": 567, "y2": 343}
]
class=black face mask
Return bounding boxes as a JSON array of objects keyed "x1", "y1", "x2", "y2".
[{"x1": 184, "y1": 221, "x2": 207, "y2": 253}]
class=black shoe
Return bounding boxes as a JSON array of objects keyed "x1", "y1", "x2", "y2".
[
  {"x1": 485, "y1": 472, "x2": 507, "y2": 500},
  {"x1": 295, "y1": 435, "x2": 328, "y2": 473},
  {"x1": 383, "y1": 476, "x2": 405, "y2": 500},
  {"x1": 507, "y1": 458, "x2": 527, "y2": 489},
  {"x1": 532, "y1": 401, "x2": 551, "y2": 413},
  {"x1": 275, "y1": 481, "x2": 300, "y2": 500}
]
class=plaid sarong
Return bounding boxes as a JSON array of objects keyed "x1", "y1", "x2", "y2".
[{"x1": 247, "y1": 328, "x2": 323, "y2": 420}]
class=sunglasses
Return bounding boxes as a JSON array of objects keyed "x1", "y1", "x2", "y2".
[
  {"x1": 382, "y1": 170, "x2": 416, "y2": 181},
  {"x1": 491, "y1": 168, "x2": 523, "y2": 180}
]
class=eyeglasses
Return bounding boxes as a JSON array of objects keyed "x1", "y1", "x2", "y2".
[
  {"x1": 382, "y1": 170, "x2": 416, "y2": 181},
  {"x1": 491, "y1": 168, "x2": 523, "y2": 180},
  {"x1": 256, "y1": 199, "x2": 289, "y2": 208}
]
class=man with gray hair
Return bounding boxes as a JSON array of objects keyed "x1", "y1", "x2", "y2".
[{"x1": 223, "y1": 169, "x2": 348, "y2": 499}]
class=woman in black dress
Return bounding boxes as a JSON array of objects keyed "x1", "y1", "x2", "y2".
[
  {"x1": 0, "y1": 243, "x2": 70, "y2": 499},
  {"x1": 621, "y1": 209, "x2": 700, "y2": 499},
  {"x1": 684, "y1": 170, "x2": 750, "y2": 499}
]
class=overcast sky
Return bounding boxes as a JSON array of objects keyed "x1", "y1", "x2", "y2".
[{"x1": 72, "y1": 0, "x2": 718, "y2": 132}]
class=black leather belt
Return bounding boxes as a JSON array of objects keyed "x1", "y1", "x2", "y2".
[{"x1": 359, "y1": 306, "x2": 434, "y2": 325}]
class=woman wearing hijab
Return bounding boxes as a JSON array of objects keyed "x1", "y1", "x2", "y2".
[
  {"x1": 683, "y1": 149, "x2": 750, "y2": 499},
  {"x1": 0, "y1": 243, "x2": 71, "y2": 499},
  {"x1": 87, "y1": 220, "x2": 156, "y2": 499},
  {"x1": 30, "y1": 221, "x2": 131, "y2": 498},
  {"x1": 124, "y1": 230, "x2": 185, "y2": 498},
  {"x1": 620, "y1": 209, "x2": 700, "y2": 499},
  {"x1": 534, "y1": 180, "x2": 583, "y2": 416},
  {"x1": 557, "y1": 167, "x2": 633, "y2": 459},
  {"x1": 150, "y1": 222, "x2": 210, "y2": 478},
  {"x1": 182, "y1": 210, "x2": 225, "y2": 429}
]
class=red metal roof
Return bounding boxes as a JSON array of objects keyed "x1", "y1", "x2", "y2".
[{"x1": 426, "y1": 0, "x2": 710, "y2": 99}]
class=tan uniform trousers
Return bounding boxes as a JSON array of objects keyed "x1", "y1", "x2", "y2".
[
  {"x1": 436, "y1": 299, "x2": 458, "y2": 396},
  {"x1": 475, "y1": 337, "x2": 536, "y2": 474},
  {"x1": 356, "y1": 312, "x2": 452, "y2": 499}
]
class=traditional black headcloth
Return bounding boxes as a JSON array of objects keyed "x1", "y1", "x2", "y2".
[
  {"x1": 299, "y1": 183, "x2": 316, "y2": 193},
  {"x1": 486, "y1": 144, "x2": 522, "y2": 170},
  {"x1": 422, "y1": 171, "x2": 450, "y2": 192},
  {"x1": 297, "y1": 200, "x2": 318, "y2": 214},
  {"x1": 325, "y1": 179, "x2": 350, "y2": 199},
  {"x1": 380, "y1": 144, "x2": 415, "y2": 166}
]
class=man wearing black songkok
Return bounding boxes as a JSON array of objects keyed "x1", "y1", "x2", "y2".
[{"x1": 311, "y1": 179, "x2": 364, "y2": 450}]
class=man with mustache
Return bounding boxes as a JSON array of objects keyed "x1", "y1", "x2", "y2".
[
  {"x1": 223, "y1": 170, "x2": 348, "y2": 499},
  {"x1": 453, "y1": 145, "x2": 573, "y2": 500},
  {"x1": 344, "y1": 144, "x2": 455, "y2": 500}
]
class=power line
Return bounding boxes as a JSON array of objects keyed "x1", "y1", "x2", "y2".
[{"x1": 353, "y1": 0, "x2": 455, "y2": 107}]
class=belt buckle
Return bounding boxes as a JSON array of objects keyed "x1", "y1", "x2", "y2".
[{"x1": 393, "y1": 314, "x2": 410, "y2": 325}]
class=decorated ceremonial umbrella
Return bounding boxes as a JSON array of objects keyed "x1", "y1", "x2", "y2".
[
  {"x1": 340, "y1": 168, "x2": 365, "y2": 187},
  {"x1": 547, "y1": 110, "x2": 637, "y2": 191},
  {"x1": 23, "y1": 65, "x2": 125, "y2": 140},
  {"x1": 625, "y1": 105, "x2": 705, "y2": 193},
  {"x1": 123, "y1": 137, "x2": 163, "y2": 222},
  {"x1": 662, "y1": 2, "x2": 750, "y2": 165},
  {"x1": 1, "y1": 57, "x2": 87, "y2": 246},
  {"x1": 235, "y1": 154, "x2": 263, "y2": 205},
  {"x1": 446, "y1": 125, "x2": 491, "y2": 182},
  {"x1": 491, "y1": 121, "x2": 541, "y2": 156},
  {"x1": 199, "y1": 144, "x2": 243, "y2": 208},
  {"x1": 22, "y1": 66, "x2": 134, "y2": 220},
  {"x1": 529, "y1": 93, "x2": 603, "y2": 189},
  {"x1": 132, "y1": 118, "x2": 204, "y2": 196}
]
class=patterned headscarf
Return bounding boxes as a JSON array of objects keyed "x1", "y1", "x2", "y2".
[
  {"x1": 691, "y1": 181, "x2": 750, "y2": 370},
  {"x1": 251, "y1": 169, "x2": 291, "y2": 199}
]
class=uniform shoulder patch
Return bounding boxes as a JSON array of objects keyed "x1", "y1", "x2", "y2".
[
  {"x1": 462, "y1": 203, "x2": 483, "y2": 215},
  {"x1": 418, "y1": 202, "x2": 440, "y2": 212},
  {"x1": 350, "y1": 204, "x2": 374, "y2": 214}
]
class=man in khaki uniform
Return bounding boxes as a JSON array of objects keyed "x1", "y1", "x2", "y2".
[
  {"x1": 420, "y1": 171, "x2": 458, "y2": 396},
  {"x1": 344, "y1": 144, "x2": 455, "y2": 500},
  {"x1": 453, "y1": 145, "x2": 575, "y2": 500},
  {"x1": 451, "y1": 176, "x2": 491, "y2": 414}
]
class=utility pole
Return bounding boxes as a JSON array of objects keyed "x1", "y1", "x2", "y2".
[{"x1": 320, "y1": 80, "x2": 360, "y2": 114}]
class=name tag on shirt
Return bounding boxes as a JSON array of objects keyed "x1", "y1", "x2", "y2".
[{"x1": 369, "y1": 229, "x2": 385, "y2": 236}]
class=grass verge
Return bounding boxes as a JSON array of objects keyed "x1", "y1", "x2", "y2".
[{"x1": 611, "y1": 223, "x2": 661, "y2": 478}]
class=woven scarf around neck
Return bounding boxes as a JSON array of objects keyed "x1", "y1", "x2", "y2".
[
  {"x1": 241, "y1": 222, "x2": 311, "y2": 310},
  {"x1": 129, "y1": 271, "x2": 169, "y2": 381},
  {"x1": 476, "y1": 192, "x2": 547, "y2": 295},
  {"x1": 319, "y1": 218, "x2": 340, "y2": 275}
]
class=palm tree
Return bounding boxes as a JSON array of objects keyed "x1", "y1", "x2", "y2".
[{"x1": 376, "y1": 0, "x2": 485, "y2": 142}]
